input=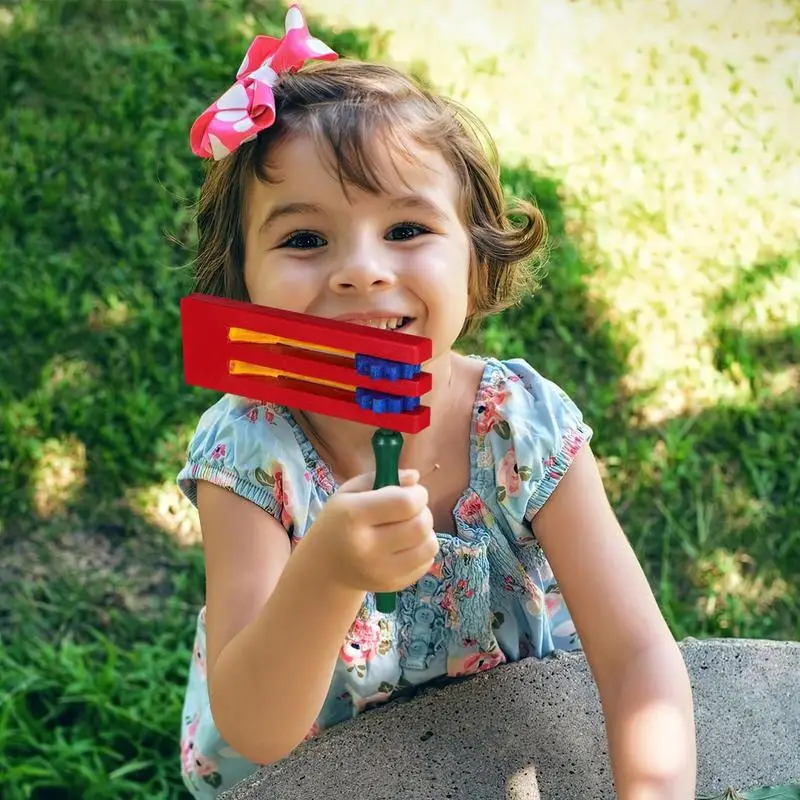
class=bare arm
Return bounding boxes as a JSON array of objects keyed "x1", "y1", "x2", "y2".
[
  {"x1": 199, "y1": 480, "x2": 365, "y2": 765},
  {"x1": 533, "y1": 445, "x2": 696, "y2": 799}
]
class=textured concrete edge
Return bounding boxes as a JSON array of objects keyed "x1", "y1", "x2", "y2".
[
  {"x1": 219, "y1": 637, "x2": 800, "y2": 799},
  {"x1": 680, "y1": 636, "x2": 800, "y2": 650}
]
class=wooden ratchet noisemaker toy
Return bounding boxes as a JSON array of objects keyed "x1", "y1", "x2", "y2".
[{"x1": 180, "y1": 293, "x2": 434, "y2": 613}]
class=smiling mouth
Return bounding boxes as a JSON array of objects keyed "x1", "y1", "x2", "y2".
[{"x1": 347, "y1": 316, "x2": 414, "y2": 331}]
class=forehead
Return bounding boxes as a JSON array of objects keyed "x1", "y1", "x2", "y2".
[{"x1": 247, "y1": 132, "x2": 461, "y2": 212}]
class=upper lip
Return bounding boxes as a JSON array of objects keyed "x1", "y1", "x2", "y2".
[{"x1": 333, "y1": 312, "x2": 412, "y2": 322}]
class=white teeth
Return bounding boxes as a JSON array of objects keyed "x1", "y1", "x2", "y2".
[{"x1": 357, "y1": 317, "x2": 403, "y2": 329}]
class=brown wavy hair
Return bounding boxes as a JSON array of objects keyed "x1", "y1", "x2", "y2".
[{"x1": 193, "y1": 60, "x2": 547, "y2": 336}]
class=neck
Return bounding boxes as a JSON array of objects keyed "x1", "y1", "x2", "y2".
[{"x1": 296, "y1": 350, "x2": 459, "y2": 482}]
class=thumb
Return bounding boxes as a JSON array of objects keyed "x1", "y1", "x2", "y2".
[{"x1": 338, "y1": 469, "x2": 420, "y2": 494}]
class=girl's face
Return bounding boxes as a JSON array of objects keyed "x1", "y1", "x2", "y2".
[{"x1": 242, "y1": 133, "x2": 472, "y2": 361}]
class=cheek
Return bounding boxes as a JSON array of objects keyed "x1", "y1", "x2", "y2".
[
  {"x1": 244, "y1": 257, "x2": 319, "y2": 310},
  {"x1": 414, "y1": 236, "x2": 471, "y2": 286},
  {"x1": 448, "y1": 247, "x2": 473, "y2": 313}
]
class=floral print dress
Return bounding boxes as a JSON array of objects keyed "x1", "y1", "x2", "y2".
[{"x1": 175, "y1": 357, "x2": 592, "y2": 798}]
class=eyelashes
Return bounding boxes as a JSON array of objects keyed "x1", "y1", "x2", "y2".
[
  {"x1": 385, "y1": 222, "x2": 431, "y2": 241},
  {"x1": 278, "y1": 222, "x2": 433, "y2": 250},
  {"x1": 281, "y1": 231, "x2": 326, "y2": 249}
]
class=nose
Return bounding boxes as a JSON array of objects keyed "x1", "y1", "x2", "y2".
[{"x1": 329, "y1": 237, "x2": 395, "y2": 294}]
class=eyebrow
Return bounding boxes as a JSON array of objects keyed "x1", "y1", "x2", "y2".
[
  {"x1": 259, "y1": 202, "x2": 324, "y2": 235},
  {"x1": 388, "y1": 195, "x2": 449, "y2": 221},
  {"x1": 258, "y1": 195, "x2": 449, "y2": 235}
]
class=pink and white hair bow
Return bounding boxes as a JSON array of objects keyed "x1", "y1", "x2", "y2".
[{"x1": 190, "y1": 4, "x2": 338, "y2": 160}]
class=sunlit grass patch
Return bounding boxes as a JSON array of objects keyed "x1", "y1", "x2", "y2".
[
  {"x1": 30, "y1": 436, "x2": 87, "y2": 519},
  {"x1": 690, "y1": 549, "x2": 792, "y2": 638},
  {"x1": 126, "y1": 480, "x2": 201, "y2": 547}
]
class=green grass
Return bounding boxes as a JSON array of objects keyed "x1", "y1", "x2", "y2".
[{"x1": 0, "y1": 0, "x2": 797, "y2": 797}]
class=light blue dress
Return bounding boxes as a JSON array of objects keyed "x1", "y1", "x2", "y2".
[{"x1": 175, "y1": 357, "x2": 592, "y2": 798}]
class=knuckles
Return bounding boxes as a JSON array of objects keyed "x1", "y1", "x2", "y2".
[
  {"x1": 329, "y1": 493, "x2": 364, "y2": 527},
  {"x1": 410, "y1": 507, "x2": 435, "y2": 539},
  {"x1": 397, "y1": 484, "x2": 428, "y2": 518}
]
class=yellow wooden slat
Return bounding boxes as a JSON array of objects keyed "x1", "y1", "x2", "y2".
[
  {"x1": 228, "y1": 327, "x2": 354, "y2": 358},
  {"x1": 228, "y1": 360, "x2": 355, "y2": 392}
]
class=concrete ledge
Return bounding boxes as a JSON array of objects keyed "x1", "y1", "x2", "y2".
[{"x1": 222, "y1": 638, "x2": 800, "y2": 799}]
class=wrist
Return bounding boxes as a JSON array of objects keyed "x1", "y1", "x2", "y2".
[{"x1": 293, "y1": 528, "x2": 366, "y2": 604}]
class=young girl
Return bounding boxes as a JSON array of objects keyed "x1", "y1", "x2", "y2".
[{"x1": 177, "y1": 6, "x2": 696, "y2": 798}]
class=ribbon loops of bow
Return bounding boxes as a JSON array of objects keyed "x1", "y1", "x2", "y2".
[{"x1": 190, "y1": 4, "x2": 338, "y2": 161}]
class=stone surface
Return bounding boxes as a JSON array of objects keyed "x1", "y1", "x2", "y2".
[{"x1": 222, "y1": 638, "x2": 800, "y2": 800}]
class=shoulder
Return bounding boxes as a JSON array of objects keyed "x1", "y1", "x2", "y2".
[
  {"x1": 472, "y1": 357, "x2": 593, "y2": 522},
  {"x1": 176, "y1": 395, "x2": 317, "y2": 534}
]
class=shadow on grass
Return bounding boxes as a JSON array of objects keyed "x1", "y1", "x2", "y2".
[{"x1": 709, "y1": 255, "x2": 800, "y2": 380}]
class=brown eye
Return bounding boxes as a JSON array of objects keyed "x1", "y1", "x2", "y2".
[
  {"x1": 283, "y1": 232, "x2": 326, "y2": 249},
  {"x1": 386, "y1": 223, "x2": 428, "y2": 241}
]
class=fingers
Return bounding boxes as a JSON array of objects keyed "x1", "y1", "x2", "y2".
[
  {"x1": 397, "y1": 470, "x2": 421, "y2": 487},
  {"x1": 359, "y1": 505, "x2": 438, "y2": 591},
  {"x1": 371, "y1": 506, "x2": 437, "y2": 555},
  {"x1": 337, "y1": 471, "x2": 428, "y2": 526},
  {"x1": 389, "y1": 537, "x2": 440, "y2": 587},
  {"x1": 355, "y1": 483, "x2": 429, "y2": 526}
]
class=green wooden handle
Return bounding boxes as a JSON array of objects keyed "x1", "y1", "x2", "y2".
[{"x1": 372, "y1": 428, "x2": 403, "y2": 613}]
